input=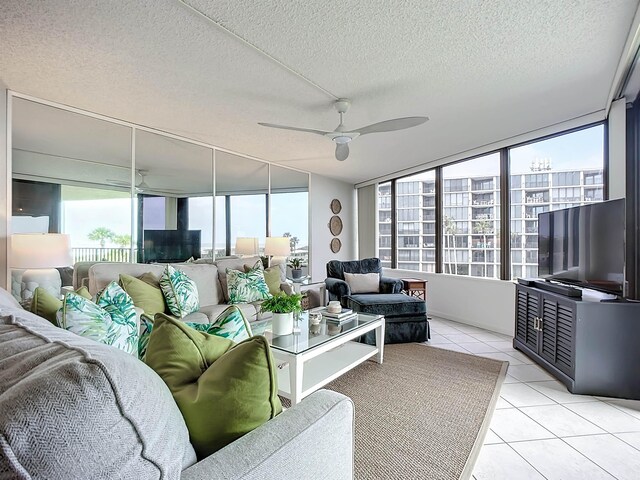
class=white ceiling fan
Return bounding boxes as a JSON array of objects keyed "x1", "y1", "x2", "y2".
[
  {"x1": 258, "y1": 99, "x2": 428, "y2": 161},
  {"x1": 107, "y1": 169, "x2": 180, "y2": 193}
]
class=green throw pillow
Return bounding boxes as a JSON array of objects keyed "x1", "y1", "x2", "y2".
[
  {"x1": 144, "y1": 314, "x2": 282, "y2": 459},
  {"x1": 137, "y1": 306, "x2": 253, "y2": 359},
  {"x1": 226, "y1": 267, "x2": 271, "y2": 304},
  {"x1": 119, "y1": 273, "x2": 166, "y2": 317},
  {"x1": 244, "y1": 263, "x2": 281, "y2": 296},
  {"x1": 160, "y1": 265, "x2": 199, "y2": 318},
  {"x1": 31, "y1": 286, "x2": 91, "y2": 325},
  {"x1": 57, "y1": 282, "x2": 138, "y2": 355}
]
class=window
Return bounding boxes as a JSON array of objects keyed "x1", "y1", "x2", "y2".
[
  {"x1": 509, "y1": 125, "x2": 605, "y2": 278},
  {"x1": 398, "y1": 209, "x2": 419, "y2": 221},
  {"x1": 442, "y1": 153, "x2": 500, "y2": 278},
  {"x1": 397, "y1": 195, "x2": 419, "y2": 208},
  {"x1": 553, "y1": 172, "x2": 580, "y2": 186},
  {"x1": 397, "y1": 181, "x2": 419, "y2": 194},
  {"x1": 373, "y1": 123, "x2": 605, "y2": 280},
  {"x1": 230, "y1": 195, "x2": 266, "y2": 254},
  {"x1": 444, "y1": 193, "x2": 469, "y2": 206},
  {"x1": 444, "y1": 179, "x2": 467, "y2": 192},
  {"x1": 378, "y1": 182, "x2": 392, "y2": 267},
  {"x1": 392, "y1": 171, "x2": 436, "y2": 272}
]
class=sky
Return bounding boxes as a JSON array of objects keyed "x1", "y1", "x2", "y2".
[{"x1": 404, "y1": 124, "x2": 604, "y2": 179}]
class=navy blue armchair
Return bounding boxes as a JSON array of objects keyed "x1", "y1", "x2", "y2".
[{"x1": 325, "y1": 258, "x2": 403, "y2": 304}]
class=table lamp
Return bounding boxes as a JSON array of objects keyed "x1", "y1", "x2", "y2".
[
  {"x1": 11, "y1": 233, "x2": 73, "y2": 303},
  {"x1": 235, "y1": 237, "x2": 259, "y2": 256},
  {"x1": 264, "y1": 236, "x2": 290, "y2": 267}
]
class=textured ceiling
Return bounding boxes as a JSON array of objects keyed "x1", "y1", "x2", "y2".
[{"x1": 1, "y1": 0, "x2": 638, "y2": 183}]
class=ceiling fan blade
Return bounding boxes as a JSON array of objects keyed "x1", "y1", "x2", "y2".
[
  {"x1": 335, "y1": 143, "x2": 349, "y2": 161},
  {"x1": 354, "y1": 116, "x2": 428, "y2": 136},
  {"x1": 258, "y1": 122, "x2": 329, "y2": 136}
]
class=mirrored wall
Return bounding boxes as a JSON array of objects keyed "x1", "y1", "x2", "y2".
[{"x1": 9, "y1": 94, "x2": 310, "y2": 273}]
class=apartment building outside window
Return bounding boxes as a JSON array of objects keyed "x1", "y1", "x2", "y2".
[
  {"x1": 509, "y1": 124, "x2": 604, "y2": 279},
  {"x1": 442, "y1": 153, "x2": 501, "y2": 278},
  {"x1": 375, "y1": 123, "x2": 605, "y2": 279}
]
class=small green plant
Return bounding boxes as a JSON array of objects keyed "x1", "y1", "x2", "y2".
[
  {"x1": 260, "y1": 292, "x2": 302, "y2": 314},
  {"x1": 288, "y1": 258, "x2": 305, "y2": 269}
]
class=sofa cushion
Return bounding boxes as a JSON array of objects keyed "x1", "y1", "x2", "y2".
[
  {"x1": 31, "y1": 286, "x2": 91, "y2": 324},
  {"x1": 160, "y1": 265, "x2": 200, "y2": 318},
  {"x1": 58, "y1": 283, "x2": 139, "y2": 356},
  {"x1": 226, "y1": 268, "x2": 271, "y2": 304},
  {"x1": 138, "y1": 307, "x2": 252, "y2": 359},
  {"x1": 215, "y1": 256, "x2": 263, "y2": 302},
  {"x1": 0, "y1": 297, "x2": 197, "y2": 478},
  {"x1": 344, "y1": 272, "x2": 380, "y2": 294},
  {"x1": 89, "y1": 263, "x2": 223, "y2": 308},
  {"x1": 119, "y1": 273, "x2": 166, "y2": 317},
  {"x1": 326, "y1": 257, "x2": 382, "y2": 280},
  {"x1": 145, "y1": 315, "x2": 282, "y2": 460},
  {"x1": 344, "y1": 293, "x2": 427, "y2": 317}
]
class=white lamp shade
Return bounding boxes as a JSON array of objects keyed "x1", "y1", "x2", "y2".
[
  {"x1": 264, "y1": 237, "x2": 290, "y2": 257},
  {"x1": 235, "y1": 237, "x2": 259, "y2": 255},
  {"x1": 11, "y1": 233, "x2": 73, "y2": 269}
]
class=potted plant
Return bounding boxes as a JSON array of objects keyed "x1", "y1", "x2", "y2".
[
  {"x1": 260, "y1": 292, "x2": 302, "y2": 335},
  {"x1": 288, "y1": 258, "x2": 305, "y2": 280}
]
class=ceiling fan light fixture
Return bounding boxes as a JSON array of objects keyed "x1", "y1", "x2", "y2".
[{"x1": 333, "y1": 135, "x2": 351, "y2": 144}]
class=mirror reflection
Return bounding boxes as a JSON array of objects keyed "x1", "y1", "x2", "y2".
[
  {"x1": 11, "y1": 98, "x2": 133, "y2": 301},
  {"x1": 270, "y1": 165, "x2": 309, "y2": 272},
  {"x1": 135, "y1": 130, "x2": 213, "y2": 262},
  {"x1": 215, "y1": 151, "x2": 268, "y2": 256}
]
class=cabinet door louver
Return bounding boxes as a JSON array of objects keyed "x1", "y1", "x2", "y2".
[
  {"x1": 516, "y1": 290, "x2": 529, "y2": 343},
  {"x1": 541, "y1": 298, "x2": 574, "y2": 377},
  {"x1": 516, "y1": 289, "x2": 539, "y2": 351}
]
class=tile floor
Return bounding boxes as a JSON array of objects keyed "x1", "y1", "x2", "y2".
[{"x1": 424, "y1": 316, "x2": 640, "y2": 480}]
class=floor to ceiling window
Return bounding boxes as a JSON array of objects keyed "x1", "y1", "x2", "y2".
[
  {"x1": 509, "y1": 125, "x2": 605, "y2": 279},
  {"x1": 442, "y1": 153, "x2": 500, "y2": 278},
  {"x1": 395, "y1": 171, "x2": 436, "y2": 272},
  {"x1": 378, "y1": 182, "x2": 392, "y2": 268},
  {"x1": 374, "y1": 123, "x2": 605, "y2": 280}
]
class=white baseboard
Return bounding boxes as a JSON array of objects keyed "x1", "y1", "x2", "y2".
[{"x1": 428, "y1": 309, "x2": 514, "y2": 337}]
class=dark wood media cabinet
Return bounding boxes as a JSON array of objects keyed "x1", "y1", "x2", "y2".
[{"x1": 514, "y1": 284, "x2": 640, "y2": 400}]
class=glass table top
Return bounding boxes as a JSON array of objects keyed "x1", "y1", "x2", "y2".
[{"x1": 252, "y1": 311, "x2": 382, "y2": 355}]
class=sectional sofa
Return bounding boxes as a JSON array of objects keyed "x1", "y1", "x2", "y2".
[{"x1": 0, "y1": 288, "x2": 355, "y2": 478}]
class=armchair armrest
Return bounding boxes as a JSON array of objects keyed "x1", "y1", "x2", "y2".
[
  {"x1": 325, "y1": 277, "x2": 351, "y2": 302},
  {"x1": 380, "y1": 276, "x2": 403, "y2": 294},
  {"x1": 180, "y1": 390, "x2": 354, "y2": 480}
]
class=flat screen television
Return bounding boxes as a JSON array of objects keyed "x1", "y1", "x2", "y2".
[
  {"x1": 142, "y1": 230, "x2": 201, "y2": 263},
  {"x1": 537, "y1": 199, "x2": 625, "y2": 297}
]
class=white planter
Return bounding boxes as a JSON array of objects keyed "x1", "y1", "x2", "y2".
[{"x1": 272, "y1": 312, "x2": 294, "y2": 336}]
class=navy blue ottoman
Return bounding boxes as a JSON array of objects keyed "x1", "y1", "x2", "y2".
[{"x1": 343, "y1": 293, "x2": 430, "y2": 344}]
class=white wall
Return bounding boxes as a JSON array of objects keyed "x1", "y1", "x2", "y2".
[
  {"x1": 608, "y1": 97, "x2": 626, "y2": 199},
  {"x1": 357, "y1": 184, "x2": 376, "y2": 259},
  {"x1": 384, "y1": 268, "x2": 516, "y2": 335},
  {"x1": 309, "y1": 174, "x2": 356, "y2": 281},
  {"x1": 0, "y1": 86, "x2": 8, "y2": 290}
]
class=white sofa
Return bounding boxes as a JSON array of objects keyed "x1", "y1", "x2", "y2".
[
  {"x1": 87, "y1": 256, "x2": 290, "y2": 323},
  {"x1": 0, "y1": 288, "x2": 354, "y2": 479}
]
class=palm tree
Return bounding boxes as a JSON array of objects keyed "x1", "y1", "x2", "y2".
[
  {"x1": 443, "y1": 216, "x2": 458, "y2": 274},
  {"x1": 88, "y1": 227, "x2": 115, "y2": 248},
  {"x1": 113, "y1": 234, "x2": 131, "y2": 248}
]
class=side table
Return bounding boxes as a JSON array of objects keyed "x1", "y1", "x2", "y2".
[
  {"x1": 401, "y1": 278, "x2": 427, "y2": 300},
  {"x1": 401, "y1": 278, "x2": 431, "y2": 319},
  {"x1": 288, "y1": 278, "x2": 327, "y2": 310}
]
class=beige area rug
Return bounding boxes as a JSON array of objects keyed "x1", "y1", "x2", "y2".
[{"x1": 285, "y1": 344, "x2": 508, "y2": 480}]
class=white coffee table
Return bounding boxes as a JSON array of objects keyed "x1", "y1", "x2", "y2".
[{"x1": 253, "y1": 312, "x2": 385, "y2": 405}]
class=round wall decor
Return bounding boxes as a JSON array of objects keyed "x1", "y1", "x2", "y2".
[
  {"x1": 330, "y1": 198, "x2": 342, "y2": 214},
  {"x1": 328, "y1": 215, "x2": 343, "y2": 236},
  {"x1": 330, "y1": 237, "x2": 342, "y2": 253}
]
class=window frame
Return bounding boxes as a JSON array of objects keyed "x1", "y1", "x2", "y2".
[{"x1": 378, "y1": 121, "x2": 607, "y2": 280}]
